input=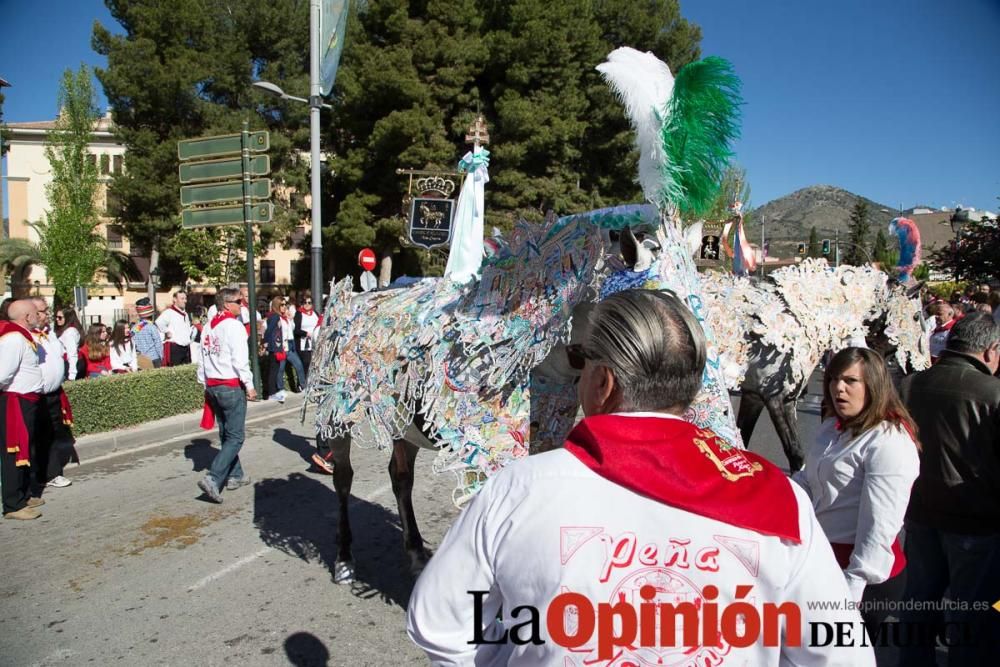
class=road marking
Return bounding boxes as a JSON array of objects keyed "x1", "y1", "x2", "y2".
[
  {"x1": 188, "y1": 546, "x2": 273, "y2": 592},
  {"x1": 186, "y1": 481, "x2": 395, "y2": 592}
]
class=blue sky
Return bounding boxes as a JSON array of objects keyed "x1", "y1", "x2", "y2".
[{"x1": 2, "y1": 0, "x2": 999, "y2": 215}]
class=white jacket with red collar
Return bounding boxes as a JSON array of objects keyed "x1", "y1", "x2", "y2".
[
  {"x1": 197, "y1": 312, "x2": 252, "y2": 387},
  {"x1": 407, "y1": 413, "x2": 874, "y2": 667}
]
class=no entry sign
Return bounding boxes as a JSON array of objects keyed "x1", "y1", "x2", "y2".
[{"x1": 358, "y1": 248, "x2": 377, "y2": 271}]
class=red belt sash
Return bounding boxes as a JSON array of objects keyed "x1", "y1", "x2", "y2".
[
  {"x1": 200, "y1": 378, "x2": 242, "y2": 430},
  {"x1": 831, "y1": 538, "x2": 906, "y2": 580},
  {"x1": 2, "y1": 391, "x2": 40, "y2": 467},
  {"x1": 58, "y1": 388, "x2": 74, "y2": 426}
]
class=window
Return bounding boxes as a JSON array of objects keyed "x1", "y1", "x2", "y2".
[
  {"x1": 106, "y1": 225, "x2": 124, "y2": 249},
  {"x1": 87, "y1": 154, "x2": 98, "y2": 171},
  {"x1": 113, "y1": 155, "x2": 123, "y2": 174},
  {"x1": 105, "y1": 189, "x2": 123, "y2": 217},
  {"x1": 260, "y1": 260, "x2": 275, "y2": 284},
  {"x1": 100, "y1": 154, "x2": 111, "y2": 175}
]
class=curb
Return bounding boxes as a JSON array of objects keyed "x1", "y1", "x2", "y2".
[{"x1": 71, "y1": 393, "x2": 309, "y2": 465}]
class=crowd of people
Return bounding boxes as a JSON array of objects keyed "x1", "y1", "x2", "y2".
[
  {"x1": 925, "y1": 283, "x2": 1000, "y2": 361},
  {"x1": 0, "y1": 286, "x2": 326, "y2": 520}
]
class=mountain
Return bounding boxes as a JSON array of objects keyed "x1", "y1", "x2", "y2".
[{"x1": 746, "y1": 185, "x2": 896, "y2": 254}]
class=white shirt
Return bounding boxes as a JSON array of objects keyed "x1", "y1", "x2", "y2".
[
  {"x1": 110, "y1": 340, "x2": 138, "y2": 373},
  {"x1": 33, "y1": 328, "x2": 66, "y2": 394},
  {"x1": 59, "y1": 327, "x2": 81, "y2": 381},
  {"x1": 408, "y1": 415, "x2": 873, "y2": 667},
  {"x1": 280, "y1": 316, "x2": 295, "y2": 343},
  {"x1": 297, "y1": 310, "x2": 320, "y2": 351},
  {"x1": 155, "y1": 306, "x2": 193, "y2": 346},
  {"x1": 197, "y1": 315, "x2": 253, "y2": 386},
  {"x1": 0, "y1": 325, "x2": 44, "y2": 394},
  {"x1": 793, "y1": 418, "x2": 919, "y2": 602}
]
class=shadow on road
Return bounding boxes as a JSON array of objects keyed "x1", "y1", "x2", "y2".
[
  {"x1": 284, "y1": 631, "x2": 330, "y2": 667},
  {"x1": 253, "y1": 472, "x2": 416, "y2": 608},
  {"x1": 183, "y1": 438, "x2": 217, "y2": 472},
  {"x1": 273, "y1": 427, "x2": 315, "y2": 466}
]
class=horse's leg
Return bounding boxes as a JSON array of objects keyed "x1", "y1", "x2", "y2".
[
  {"x1": 328, "y1": 434, "x2": 356, "y2": 584},
  {"x1": 389, "y1": 438, "x2": 431, "y2": 576},
  {"x1": 765, "y1": 394, "x2": 804, "y2": 472},
  {"x1": 736, "y1": 391, "x2": 765, "y2": 450}
]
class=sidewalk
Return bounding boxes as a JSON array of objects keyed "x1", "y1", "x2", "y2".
[{"x1": 72, "y1": 393, "x2": 308, "y2": 464}]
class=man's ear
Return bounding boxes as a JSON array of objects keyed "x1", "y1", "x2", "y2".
[{"x1": 593, "y1": 365, "x2": 621, "y2": 413}]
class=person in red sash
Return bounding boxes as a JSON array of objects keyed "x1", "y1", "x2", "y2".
[
  {"x1": 156, "y1": 290, "x2": 193, "y2": 366},
  {"x1": 408, "y1": 289, "x2": 872, "y2": 666},
  {"x1": 0, "y1": 299, "x2": 46, "y2": 520},
  {"x1": 196, "y1": 287, "x2": 256, "y2": 503},
  {"x1": 30, "y1": 297, "x2": 75, "y2": 491},
  {"x1": 793, "y1": 347, "x2": 919, "y2": 640}
]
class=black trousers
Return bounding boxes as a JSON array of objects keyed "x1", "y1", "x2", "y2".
[
  {"x1": 861, "y1": 567, "x2": 907, "y2": 642},
  {"x1": 299, "y1": 349, "x2": 312, "y2": 383},
  {"x1": 266, "y1": 353, "x2": 283, "y2": 396},
  {"x1": 33, "y1": 391, "x2": 75, "y2": 489},
  {"x1": 1, "y1": 394, "x2": 38, "y2": 514},
  {"x1": 165, "y1": 342, "x2": 191, "y2": 366}
]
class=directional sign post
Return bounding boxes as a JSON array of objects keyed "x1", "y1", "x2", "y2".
[
  {"x1": 177, "y1": 123, "x2": 273, "y2": 394},
  {"x1": 179, "y1": 155, "x2": 270, "y2": 184}
]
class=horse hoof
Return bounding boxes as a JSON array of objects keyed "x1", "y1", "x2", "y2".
[
  {"x1": 408, "y1": 547, "x2": 433, "y2": 577},
  {"x1": 333, "y1": 560, "x2": 355, "y2": 584}
]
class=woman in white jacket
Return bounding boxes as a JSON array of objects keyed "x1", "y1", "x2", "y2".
[
  {"x1": 55, "y1": 307, "x2": 84, "y2": 380},
  {"x1": 793, "y1": 346, "x2": 920, "y2": 640},
  {"x1": 109, "y1": 319, "x2": 138, "y2": 373}
]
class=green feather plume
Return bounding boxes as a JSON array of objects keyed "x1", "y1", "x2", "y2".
[{"x1": 661, "y1": 57, "x2": 742, "y2": 216}]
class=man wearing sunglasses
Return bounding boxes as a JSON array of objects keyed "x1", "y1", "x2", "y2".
[{"x1": 408, "y1": 289, "x2": 871, "y2": 665}]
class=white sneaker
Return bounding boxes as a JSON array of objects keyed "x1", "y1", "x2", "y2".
[
  {"x1": 47, "y1": 475, "x2": 72, "y2": 488},
  {"x1": 269, "y1": 391, "x2": 286, "y2": 403}
]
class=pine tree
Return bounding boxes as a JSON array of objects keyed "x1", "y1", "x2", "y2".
[
  {"x1": 93, "y1": 0, "x2": 310, "y2": 287},
  {"x1": 807, "y1": 226, "x2": 821, "y2": 258},
  {"x1": 845, "y1": 201, "x2": 871, "y2": 266},
  {"x1": 871, "y1": 227, "x2": 897, "y2": 270}
]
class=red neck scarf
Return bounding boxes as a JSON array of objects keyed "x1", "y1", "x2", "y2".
[
  {"x1": 171, "y1": 305, "x2": 188, "y2": 319},
  {"x1": 210, "y1": 310, "x2": 236, "y2": 329},
  {"x1": 299, "y1": 307, "x2": 314, "y2": 316},
  {"x1": 564, "y1": 414, "x2": 801, "y2": 543},
  {"x1": 0, "y1": 321, "x2": 36, "y2": 349}
]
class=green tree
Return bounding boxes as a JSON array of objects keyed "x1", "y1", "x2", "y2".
[
  {"x1": 845, "y1": 201, "x2": 871, "y2": 266},
  {"x1": 930, "y1": 213, "x2": 1000, "y2": 283},
  {"x1": 36, "y1": 67, "x2": 117, "y2": 302},
  {"x1": 93, "y1": 0, "x2": 310, "y2": 288},
  {"x1": 871, "y1": 227, "x2": 898, "y2": 270},
  {"x1": 807, "y1": 226, "x2": 821, "y2": 258}
]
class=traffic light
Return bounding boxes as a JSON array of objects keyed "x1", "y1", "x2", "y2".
[
  {"x1": 822, "y1": 239, "x2": 831, "y2": 255},
  {"x1": 797, "y1": 242, "x2": 806, "y2": 255}
]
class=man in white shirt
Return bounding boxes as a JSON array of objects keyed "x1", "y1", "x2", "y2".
[
  {"x1": 0, "y1": 299, "x2": 45, "y2": 520},
  {"x1": 196, "y1": 288, "x2": 257, "y2": 503},
  {"x1": 30, "y1": 298, "x2": 74, "y2": 491},
  {"x1": 407, "y1": 289, "x2": 873, "y2": 666},
  {"x1": 156, "y1": 290, "x2": 193, "y2": 366}
]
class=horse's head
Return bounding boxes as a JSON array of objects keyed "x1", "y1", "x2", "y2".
[{"x1": 865, "y1": 280, "x2": 931, "y2": 375}]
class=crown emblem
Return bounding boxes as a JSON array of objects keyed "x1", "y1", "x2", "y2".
[{"x1": 416, "y1": 176, "x2": 456, "y2": 198}]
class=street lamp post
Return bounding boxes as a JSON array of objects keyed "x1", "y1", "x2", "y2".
[
  {"x1": 253, "y1": 75, "x2": 332, "y2": 312},
  {"x1": 949, "y1": 207, "x2": 967, "y2": 283},
  {"x1": 150, "y1": 266, "x2": 162, "y2": 312}
]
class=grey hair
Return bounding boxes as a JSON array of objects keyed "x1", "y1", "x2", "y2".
[
  {"x1": 216, "y1": 287, "x2": 240, "y2": 310},
  {"x1": 584, "y1": 288, "x2": 707, "y2": 412},
  {"x1": 946, "y1": 312, "x2": 1000, "y2": 354}
]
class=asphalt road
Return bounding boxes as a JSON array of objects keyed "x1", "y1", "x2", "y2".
[{"x1": 1, "y1": 383, "x2": 825, "y2": 667}]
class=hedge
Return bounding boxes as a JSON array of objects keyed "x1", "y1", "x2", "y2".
[{"x1": 63, "y1": 365, "x2": 205, "y2": 437}]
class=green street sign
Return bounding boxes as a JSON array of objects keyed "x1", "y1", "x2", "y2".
[
  {"x1": 177, "y1": 131, "x2": 269, "y2": 161},
  {"x1": 180, "y1": 178, "x2": 270, "y2": 207},
  {"x1": 179, "y1": 155, "x2": 270, "y2": 184},
  {"x1": 182, "y1": 203, "x2": 274, "y2": 228}
]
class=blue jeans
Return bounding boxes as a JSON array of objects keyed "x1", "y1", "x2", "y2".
[
  {"x1": 279, "y1": 349, "x2": 306, "y2": 391},
  {"x1": 897, "y1": 521, "x2": 1000, "y2": 666},
  {"x1": 205, "y1": 385, "x2": 247, "y2": 489}
]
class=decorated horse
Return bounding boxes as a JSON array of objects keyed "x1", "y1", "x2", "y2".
[
  {"x1": 305, "y1": 47, "x2": 746, "y2": 583},
  {"x1": 699, "y1": 258, "x2": 930, "y2": 470}
]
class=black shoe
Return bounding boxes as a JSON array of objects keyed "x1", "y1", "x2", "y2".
[
  {"x1": 226, "y1": 476, "x2": 253, "y2": 491},
  {"x1": 198, "y1": 477, "x2": 223, "y2": 503}
]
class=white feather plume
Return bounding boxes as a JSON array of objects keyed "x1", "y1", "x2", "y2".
[{"x1": 596, "y1": 47, "x2": 675, "y2": 204}]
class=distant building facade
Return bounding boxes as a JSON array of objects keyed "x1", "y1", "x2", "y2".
[{"x1": 2, "y1": 112, "x2": 308, "y2": 322}]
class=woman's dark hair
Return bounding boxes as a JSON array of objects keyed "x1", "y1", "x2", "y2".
[
  {"x1": 822, "y1": 347, "x2": 919, "y2": 448},
  {"x1": 55, "y1": 307, "x2": 84, "y2": 337},
  {"x1": 83, "y1": 323, "x2": 109, "y2": 362},
  {"x1": 110, "y1": 319, "x2": 131, "y2": 354}
]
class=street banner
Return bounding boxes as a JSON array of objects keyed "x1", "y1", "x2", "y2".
[{"x1": 320, "y1": 0, "x2": 351, "y2": 97}]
